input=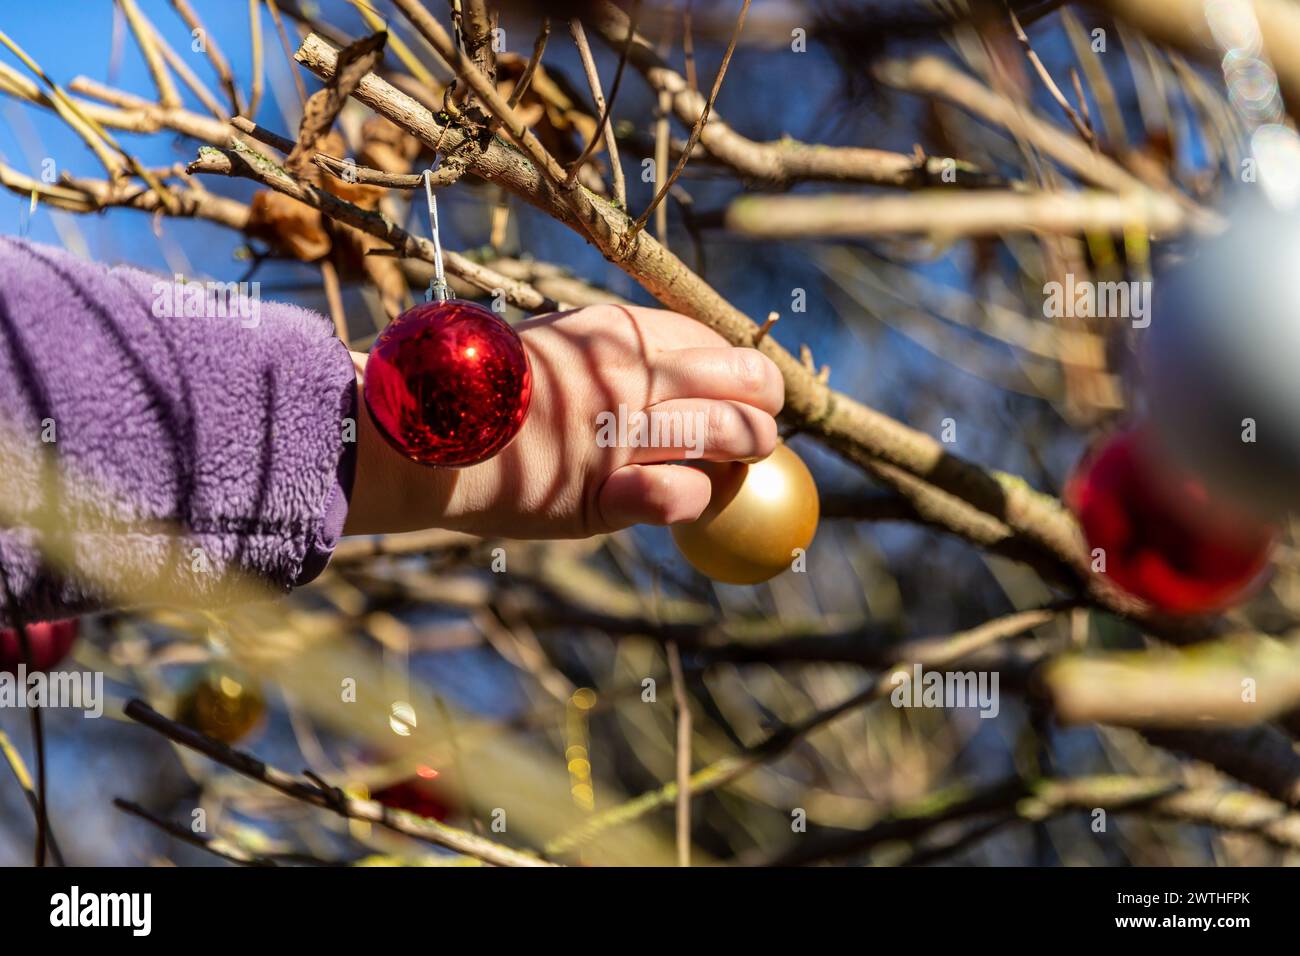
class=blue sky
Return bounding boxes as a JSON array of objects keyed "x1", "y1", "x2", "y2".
[{"x1": 2, "y1": 1, "x2": 330, "y2": 276}]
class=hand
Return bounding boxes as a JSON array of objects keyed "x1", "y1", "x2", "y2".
[{"x1": 344, "y1": 303, "x2": 784, "y2": 538}]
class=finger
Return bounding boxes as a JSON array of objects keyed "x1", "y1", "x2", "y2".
[
  {"x1": 596, "y1": 463, "x2": 713, "y2": 531},
  {"x1": 618, "y1": 399, "x2": 778, "y2": 465},
  {"x1": 610, "y1": 304, "x2": 732, "y2": 349},
  {"x1": 647, "y1": 347, "x2": 785, "y2": 415}
]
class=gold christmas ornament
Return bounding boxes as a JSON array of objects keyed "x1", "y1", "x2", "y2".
[
  {"x1": 672, "y1": 443, "x2": 819, "y2": 584},
  {"x1": 176, "y1": 663, "x2": 267, "y2": 744}
]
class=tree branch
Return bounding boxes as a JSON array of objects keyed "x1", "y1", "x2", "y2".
[{"x1": 122, "y1": 699, "x2": 555, "y2": 866}]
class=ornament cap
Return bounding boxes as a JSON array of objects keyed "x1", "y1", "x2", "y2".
[{"x1": 421, "y1": 166, "x2": 451, "y2": 304}]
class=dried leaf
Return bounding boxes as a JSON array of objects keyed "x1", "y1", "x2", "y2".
[
  {"x1": 359, "y1": 116, "x2": 422, "y2": 176},
  {"x1": 287, "y1": 31, "x2": 388, "y2": 176},
  {"x1": 322, "y1": 174, "x2": 386, "y2": 211},
  {"x1": 314, "y1": 130, "x2": 386, "y2": 209},
  {"x1": 247, "y1": 191, "x2": 331, "y2": 261},
  {"x1": 490, "y1": 53, "x2": 601, "y2": 172}
]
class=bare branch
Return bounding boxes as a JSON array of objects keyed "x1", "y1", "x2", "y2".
[
  {"x1": 544, "y1": 606, "x2": 1060, "y2": 855},
  {"x1": 566, "y1": 12, "x2": 634, "y2": 208},
  {"x1": 590, "y1": 2, "x2": 993, "y2": 189},
  {"x1": 507, "y1": 18, "x2": 549, "y2": 109},
  {"x1": 169, "y1": 0, "x2": 243, "y2": 114},
  {"x1": 725, "y1": 189, "x2": 1189, "y2": 239},
  {"x1": 1142, "y1": 726, "x2": 1300, "y2": 807},
  {"x1": 247, "y1": 0, "x2": 264, "y2": 118},
  {"x1": 153, "y1": 20, "x2": 228, "y2": 119},
  {"x1": 293, "y1": 30, "x2": 1217, "y2": 636},
  {"x1": 629, "y1": 0, "x2": 750, "y2": 239},
  {"x1": 188, "y1": 137, "x2": 564, "y2": 313},
  {"x1": 118, "y1": 0, "x2": 182, "y2": 108},
  {"x1": 1009, "y1": 8, "x2": 1094, "y2": 143},
  {"x1": 122, "y1": 699, "x2": 556, "y2": 866},
  {"x1": 1044, "y1": 635, "x2": 1300, "y2": 729},
  {"x1": 666, "y1": 641, "x2": 692, "y2": 867},
  {"x1": 1079, "y1": 0, "x2": 1300, "y2": 113},
  {"x1": 266, "y1": 0, "x2": 308, "y2": 110}
]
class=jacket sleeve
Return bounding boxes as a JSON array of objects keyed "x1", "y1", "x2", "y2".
[{"x1": 0, "y1": 236, "x2": 358, "y2": 625}]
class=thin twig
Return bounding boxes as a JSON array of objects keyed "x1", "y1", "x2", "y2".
[
  {"x1": 544, "y1": 606, "x2": 1060, "y2": 855},
  {"x1": 566, "y1": 7, "x2": 637, "y2": 208},
  {"x1": 652, "y1": 88, "x2": 671, "y2": 241},
  {"x1": 118, "y1": 0, "x2": 181, "y2": 108},
  {"x1": 387, "y1": 0, "x2": 571, "y2": 190},
  {"x1": 590, "y1": 2, "x2": 993, "y2": 189},
  {"x1": 188, "y1": 136, "x2": 563, "y2": 312},
  {"x1": 152, "y1": 23, "x2": 228, "y2": 119},
  {"x1": 113, "y1": 798, "x2": 348, "y2": 866},
  {"x1": 3, "y1": 618, "x2": 55, "y2": 868},
  {"x1": 1009, "y1": 8, "x2": 1094, "y2": 143},
  {"x1": 629, "y1": 0, "x2": 751, "y2": 241},
  {"x1": 506, "y1": 18, "x2": 549, "y2": 109},
  {"x1": 27, "y1": 706, "x2": 48, "y2": 866},
  {"x1": 266, "y1": 0, "x2": 309, "y2": 111},
  {"x1": 248, "y1": 0, "x2": 265, "y2": 118},
  {"x1": 122, "y1": 699, "x2": 556, "y2": 866},
  {"x1": 682, "y1": 1, "x2": 698, "y2": 92},
  {"x1": 665, "y1": 641, "x2": 692, "y2": 867},
  {"x1": 0, "y1": 727, "x2": 65, "y2": 866},
  {"x1": 169, "y1": 0, "x2": 243, "y2": 114},
  {"x1": 320, "y1": 258, "x2": 348, "y2": 345},
  {"x1": 0, "y1": 29, "x2": 181, "y2": 211}
]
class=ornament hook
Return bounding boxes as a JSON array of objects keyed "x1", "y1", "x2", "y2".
[{"x1": 423, "y1": 164, "x2": 450, "y2": 302}]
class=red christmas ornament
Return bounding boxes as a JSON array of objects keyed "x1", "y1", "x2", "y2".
[
  {"x1": 372, "y1": 765, "x2": 455, "y2": 821},
  {"x1": 1066, "y1": 428, "x2": 1277, "y2": 614},
  {"x1": 0, "y1": 619, "x2": 79, "y2": 673},
  {"x1": 364, "y1": 299, "x2": 532, "y2": 467}
]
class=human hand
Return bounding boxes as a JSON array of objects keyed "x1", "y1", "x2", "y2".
[{"x1": 344, "y1": 304, "x2": 784, "y2": 539}]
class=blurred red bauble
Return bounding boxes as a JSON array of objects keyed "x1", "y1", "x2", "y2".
[
  {"x1": 372, "y1": 766, "x2": 454, "y2": 821},
  {"x1": 363, "y1": 299, "x2": 532, "y2": 467},
  {"x1": 0, "y1": 619, "x2": 79, "y2": 673},
  {"x1": 1066, "y1": 428, "x2": 1277, "y2": 615}
]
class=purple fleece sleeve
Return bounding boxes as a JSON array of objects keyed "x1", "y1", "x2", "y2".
[{"x1": 0, "y1": 236, "x2": 357, "y2": 625}]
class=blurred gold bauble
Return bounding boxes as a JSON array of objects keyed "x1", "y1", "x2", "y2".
[
  {"x1": 671, "y1": 443, "x2": 819, "y2": 584},
  {"x1": 176, "y1": 664, "x2": 267, "y2": 744}
]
